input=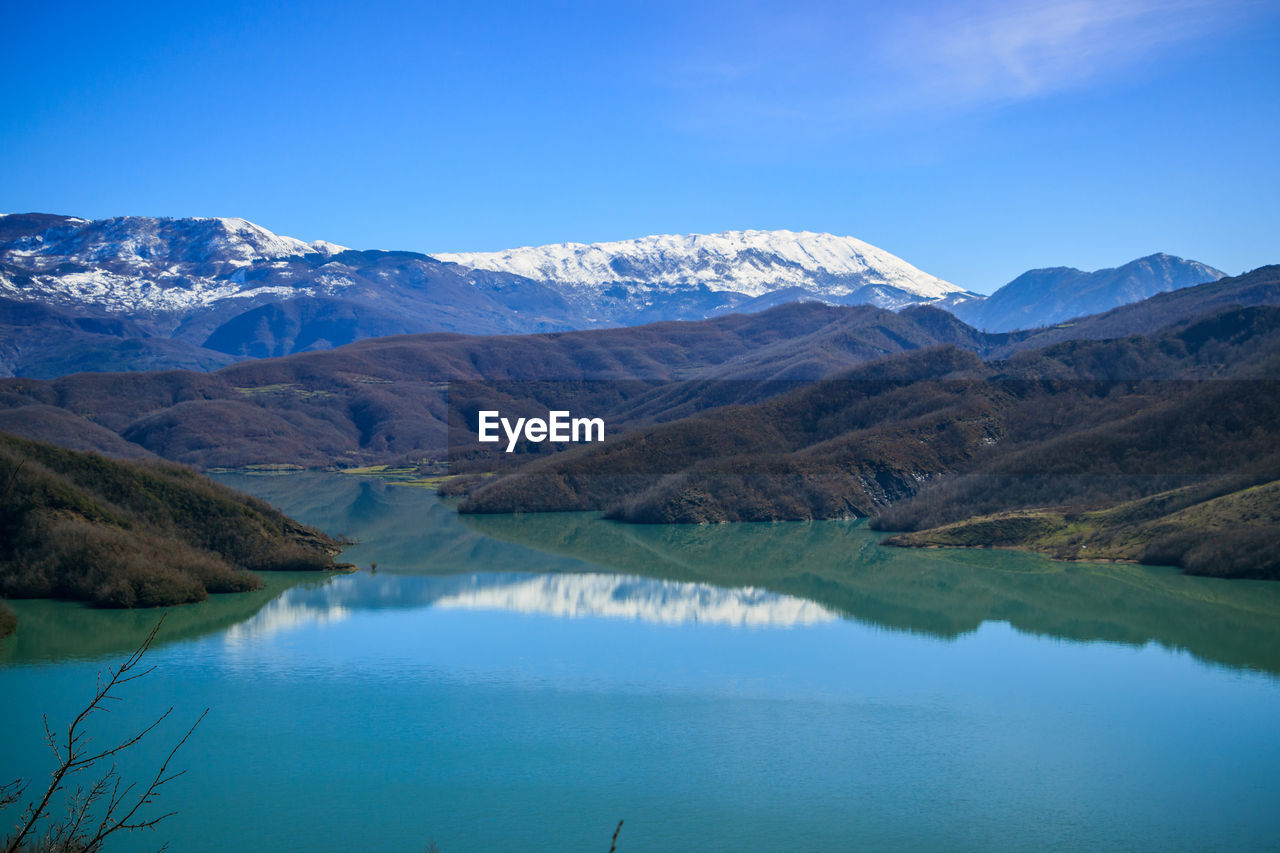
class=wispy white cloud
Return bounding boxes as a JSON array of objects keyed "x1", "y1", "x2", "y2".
[
  {"x1": 884, "y1": 0, "x2": 1256, "y2": 108},
  {"x1": 656, "y1": 0, "x2": 1266, "y2": 139}
]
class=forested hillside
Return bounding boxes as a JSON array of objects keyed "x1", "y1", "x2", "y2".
[
  {"x1": 0, "y1": 432, "x2": 344, "y2": 609},
  {"x1": 0, "y1": 302, "x2": 1002, "y2": 467},
  {"x1": 449, "y1": 304, "x2": 1280, "y2": 577}
]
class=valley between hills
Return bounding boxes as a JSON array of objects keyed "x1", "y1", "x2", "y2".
[{"x1": 1, "y1": 213, "x2": 1277, "y2": 612}]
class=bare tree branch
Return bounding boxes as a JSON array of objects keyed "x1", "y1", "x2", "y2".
[
  {"x1": 0, "y1": 784, "x2": 21, "y2": 815},
  {"x1": 85, "y1": 709, "x2": 208, "y2": 848},
  {"x1": 2, "y1": 614, "x2": 207, "y2": 853},
  {"x1": 0, "y1": 458, "x2": 25, "y2": 507}
]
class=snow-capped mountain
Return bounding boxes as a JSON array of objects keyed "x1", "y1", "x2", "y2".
[
  {"x1": 0, "y1": 213, "x2": 577, "y2": 376},
  {"x1": 436, "y1": 230, "x2": 971, "y2": 318},
  {"x1": 5, "y1": 214, "x2": 346, "y2": 269},
  {"x1": 0, "y1": 214, "x2": 348, "y2": 315},
  {"x1": 3, "y1": 217, "x2": 980, "y2": 377},
  {"x1": 0, "y1": 212, "x2": 1232, "y2": 380}
]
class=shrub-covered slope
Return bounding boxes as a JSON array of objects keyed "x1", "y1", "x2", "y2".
[
  {"x1": 451, "y1": 305, "x2": 1280, "y2": 578},
  {"x1": 884, "y1": 476, "x2": 1280, "y2": 579},
  {"x1": 0, "y1": 302, "x2": 1001, "y2": 468},
  {"x1": 0, "y1": 432, "x2": 343, "y2": 608}
]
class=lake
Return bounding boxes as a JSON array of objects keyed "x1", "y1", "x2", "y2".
[{"x1": 3, "y1": 472, "x2": 1279, "y2": 851}]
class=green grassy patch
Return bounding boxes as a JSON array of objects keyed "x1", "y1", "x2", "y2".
[
  {"x1": 340, "y1": 464, "x2": 418, "y2": 476},
  {"x1": 391, "y1": 474, "x2": 463, "y2": 489},
  {"x1": 233, "y1": 383, "x2": 299, "y2": 395}
]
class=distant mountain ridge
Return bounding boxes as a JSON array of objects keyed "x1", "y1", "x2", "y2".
[
  {"x1": 2, "y1": 215, "x2": 975, "y2": 377},
  {"x1": 435, "y1": 229, "x2": 973, "y2": 322},
  {"x1": 0, "y1": 212, "x2": 1230, "y2": 378},
  {"x1": 0, "y1": 213, "x2": 581, "y2": 376},
  {"x1": 955, "y1": 253, "x2": 1225, "y2": 332}
]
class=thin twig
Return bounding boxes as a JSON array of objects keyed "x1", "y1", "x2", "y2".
[
  {"x1": 0, "y1": 458, "x2": 25, "y2": 507},
  {"x1": 3, "y1": 614, "x2": 203, "y2": 853},
  {"x1": 87, "y1": 708, "x2": 208, "y2": 847}
]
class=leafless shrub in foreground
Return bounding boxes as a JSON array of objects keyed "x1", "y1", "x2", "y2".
[{"x1": 2, "y1": 615, "x2": 206, "y2": 853}]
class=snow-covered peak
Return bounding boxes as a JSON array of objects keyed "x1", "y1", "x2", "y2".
[
  {"x1": 200, "y1": 217, "x2": 347, "y2": 261},
  {"x1": 205, "y1": 217, "x2": 322, "y2": 262},
  {"x1": 3, "y1": 215, "x2": 346, "y2": 268},
  {"x1": 0, "y1": 215, "x2": 351, "y2": 316},
  {"x1": 435, "y1": 229, "x2": 964, "y2": 300},
  {"x1": 308, "y1": 239, "x2": 348, "y2": 256}
]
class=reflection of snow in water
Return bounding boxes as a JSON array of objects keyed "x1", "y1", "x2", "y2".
[
  {"x1": 431, "y1": 574, "x2": 837, "y2": 626},
  {"x1": 224, "y1": 572, "x2": 835, "y2": 644},
  {"x1": 223, "y1": 600, "x2": 351, "y2": 644}
]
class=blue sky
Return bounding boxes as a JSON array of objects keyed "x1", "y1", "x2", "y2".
[{"x1": 1, "y1": 0, "x2": 1277, "y2": 292}]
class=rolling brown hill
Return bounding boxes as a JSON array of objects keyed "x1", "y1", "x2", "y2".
[
  {"x1": 449, "y1": 303, "x2": 1280, "y2": 578},
  {"x1": 0, "y1": 264, "x2": 1274, "y2": 485},
  {"x1": 0, "y1": 302, "x2": 1002, "y2": 468}
]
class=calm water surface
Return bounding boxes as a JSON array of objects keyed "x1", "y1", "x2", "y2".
[{"x1": 2, "y1": 473, "x2": 1279, "y2": 851}]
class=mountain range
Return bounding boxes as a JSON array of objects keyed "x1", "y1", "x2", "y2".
[
  {"x1": 0, "y1": 213, "x2": 1224, "y2": 377},
  {"x1": 0, "y1": 264, "x2": 1273, "y2": 470},
  {"x1": 1, "y1": 259, "x2": 1277, "y2": 576},
  {"x1": 452, "y1": 294, "x2": 1280, "y2": 521},
  {"x1": 0, "y1": 214, "x2": 580, "y2": 376}
]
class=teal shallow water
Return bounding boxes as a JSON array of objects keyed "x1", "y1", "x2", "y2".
[{"x1": 2, "y1": 473, "x2": 1279, "y2": 851}]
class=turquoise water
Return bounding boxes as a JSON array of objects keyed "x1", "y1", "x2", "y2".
[{"x1": 2, "y1": 473, "x2": 1279, "y2": 851}]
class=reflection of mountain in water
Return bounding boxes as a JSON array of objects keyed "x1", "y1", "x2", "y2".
[
  {"x1": 213, "y1": 472, "x2": 602, "y2": 575},
  {"x1": 460, "y1": 506, "x2": 1280, "y2": 676},
  {"x1": 225, "y1": 571, "x2": 836, "y2": 641},
  {"x1": 432, "y1": 574, "x2": 835, "y2": 625},
  {"x1": 212, "y1": 474, "x2": 1280, "y2": 675}
]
